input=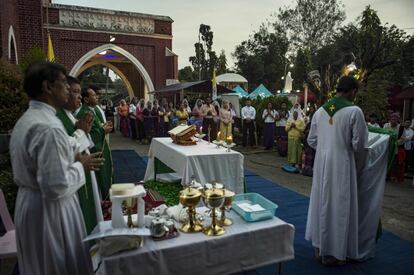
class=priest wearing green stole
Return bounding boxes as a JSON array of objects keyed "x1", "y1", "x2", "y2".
[
  {"x1": 56, "y1": 76, "x2": 97, "y2": 234},
  {"x1": 77, "y1": 87, "x2": 113, "y2": 200},
  {"x1": 305, "y1": 76, "x2": 368, "y2": 265}
]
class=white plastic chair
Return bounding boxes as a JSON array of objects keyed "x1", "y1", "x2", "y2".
[{"x1": 0, "y1": 189, "x2": 17, "y2": 259}]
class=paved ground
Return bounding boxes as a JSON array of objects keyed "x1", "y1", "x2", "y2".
[{"x1": 111, "y1": 132, "x2": 414, "y2": 242}]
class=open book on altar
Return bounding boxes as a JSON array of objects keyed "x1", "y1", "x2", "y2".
[
  {"x1": 168, "y1": 125, "x2": 194, "y2": 137},
  {"x1": 168, "y1": 125, "x2": 197, "y2": 145}
]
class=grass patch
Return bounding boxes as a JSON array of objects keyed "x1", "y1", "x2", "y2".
[{"x1": 144, "y1": 180, "x2": 182, "y2": 206}]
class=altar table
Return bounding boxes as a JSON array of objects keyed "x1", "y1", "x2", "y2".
[
  {"x1": 144, "y1": 138, "x2": 245, "y2": 194},
  {"x1": 96, "y1": 210, "x2": 295, "y2": 275}
]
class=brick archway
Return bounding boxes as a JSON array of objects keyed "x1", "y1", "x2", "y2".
[
  {"x1": 77, "y1": 59, "x2": 136, "y2": 100},
  {"x1": 69, "y1": 44, "x2": 155, "y2": 99}
]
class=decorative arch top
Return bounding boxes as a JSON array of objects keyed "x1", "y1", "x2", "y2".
[{"x1": 69, "y1": 44, "x2": 155, "y2": 92}]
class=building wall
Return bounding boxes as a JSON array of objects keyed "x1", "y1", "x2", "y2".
[
  {"x1": 0, "y1": 0, "x2": 177, "y2": 91},
  {"x1": 17, "y1": 0, "x2": 44, "y2": 56},
  {"x1": 0, "y1": 0, "x2": 21, "y2": 60}
]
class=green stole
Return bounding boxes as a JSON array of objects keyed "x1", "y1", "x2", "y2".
[
  {"x1": 322, "y1": 97, "x2": 354, "y2": 124},
  {"x1": 94, "y1": 106, "x2": 105, "y2": 123},
  {"x1": 56, "y1": 109, "x2": 97, "y2": 234},
  {"x1": 76, "y1": 105, "x2": 113, "y2": 200}
]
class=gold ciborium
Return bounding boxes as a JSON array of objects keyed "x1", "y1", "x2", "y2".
[
  {"x1": 218, "y1": 188, "x2": 235, "y2": 226},
  {"x1": 202, "y1": 187, "x2": 225, "y2": 236},
  {"x1": 179, "y1": 186, "x2": 203, "y2": 233}
]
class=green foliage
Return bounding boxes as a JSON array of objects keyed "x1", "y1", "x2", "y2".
[
  {"x1": 0, "y1": 58, "x2": 28, "y2": 132},
  {"x1": 233, "y1": 24, "x2": 289, "y2": 91},
  {"x1": 144, "y1": 180, "x2": 181, "y2": 206},
  {"x1": 178, "y1": 66, "x2": 196, "y2": 82},
  {"x1": 189, "y1": 24, "x2": 218, "y2": 80},
  {"x1": 311, "y1": 5, "x2": 409, "y2": 109},
  {"x1": 216, "y1": 50, "x2": 228, "y2": 75},
  {"x1": 293, "y1": 48, "x2": 313, "y2": 89},
  {"x1": 79, "y1": 65, "x2": 113, "y2": 90},
  {"x1": 18, "y1": 47, "x2": 47, "y2": 72},
  {"x1": 275, "y1": 0, "x2": 345, "y2": 53},
  {"x1": 0, "y1": 154, "x2": 17, "y2": 216},
  {"x1": 355, "y1": 70, "x2": 389, "y2": 119}
]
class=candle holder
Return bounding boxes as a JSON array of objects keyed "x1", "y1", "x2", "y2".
[
  {"x1": 223, "y1": 142, "x2": 236, "y2": 152},
  {"x1": 212, "y1": 139, "x2": 223, "y2": 148},
  {"x1": 194, "y1": 133, "x2": 206, "y2": 142}
]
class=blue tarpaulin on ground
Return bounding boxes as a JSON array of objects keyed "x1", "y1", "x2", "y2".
[
  {"x1": 112, "y1": 150, "x2": 414, "y2": 275},
  {"x1": 249, "y1": 84, "x2": 273, "y2": 99}
]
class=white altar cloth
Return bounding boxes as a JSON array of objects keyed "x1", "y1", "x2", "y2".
[
  {"x1": 97, "y1": 210, "x2": 295, "y2": 275},
  {"x1": 357, "y1": 133, "x2": 390, "y2": 259},
  {"x1": 144, "y1": 138, "x2": 244, "y2": 194}
]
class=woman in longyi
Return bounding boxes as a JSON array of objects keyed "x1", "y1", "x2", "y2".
[
  {"x1": 219, "y1": 100, "x2": 233, "y2": 141},
  {"x1": 285, "y1": 111, "x2": 305, "y2": 167}
]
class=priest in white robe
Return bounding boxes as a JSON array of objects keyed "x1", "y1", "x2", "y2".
[
  {"x1": 9, "y1": 61, "x2": 103, "y2": 275},
  {"x1": 305, "y1": 76, "x2": 368, "y2": 265}
]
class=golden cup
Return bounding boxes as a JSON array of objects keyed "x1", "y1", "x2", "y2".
[
  {"x1": 218, "y1": 189, "x2": 235, "y2": 226},
  {"x1": 202, "y1": 188, "x2": 225, "y2": 236},
  {"x1": 179, "y1": 187, "x2": 203, "y2": 233}
]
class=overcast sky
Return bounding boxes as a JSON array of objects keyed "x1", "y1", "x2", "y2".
[{"x1": 54, "y1": 0, "x2": 414, "y2": 69}]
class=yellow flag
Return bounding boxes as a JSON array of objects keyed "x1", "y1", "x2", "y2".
[
  {"x1": 47, "y1": 33, "x2": 55, "y2": 62},
  {"x1": 212, "y1": 69, "x2": 217, "y2": 100}
]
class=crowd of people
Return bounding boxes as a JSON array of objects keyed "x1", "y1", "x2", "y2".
[
  {"x1": 109, "y1": 96, "x2": 239, "y2": 143},
  {"x1": 96, "y1": 89, "x2": 414, "y2": 183},
  {"x1": 8, "y1": 59, "x2": 413, "y2": 274}
]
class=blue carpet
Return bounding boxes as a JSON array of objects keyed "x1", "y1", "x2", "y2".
[
  {"x1": 112, "y1": 150, "x2": 147, "y2": 183},
  {"x1": 111, "y1": 150, "x2": 414, "y2": 275},
  {"x1": 245, "y1": 170, "x2": 414, "y2": 275}
]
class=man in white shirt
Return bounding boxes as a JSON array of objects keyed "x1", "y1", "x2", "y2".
[
  {"x1": 241, "y1": 99, "x2": 256, "y2": 147},
  {"x1": 10, "y1": 61, "x2": 104, "y2": 275}
]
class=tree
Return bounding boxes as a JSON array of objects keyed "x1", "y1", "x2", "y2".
[
  {"x1": 233, "y1": 23, "x2": 289, "y2": 91},
  {"x1": 216, "y1": 50, "x2": 228, "y2": 75},
  {"x1": 312, "y1": 6, "x2": 409, "y2": 113},
  {"x1": 79, "y1": 65, "x2": 113, "y2": 90},
  {"x1": 276, "y1": 0, "x2": 345, "y2": 53},
  {"x1": 19, "y1": 47, "x2": 47, "y2": 72},
  {"x1": 355, "y1": 70, "x2": 390, "y2": 118},
  {"x1": 0, "y1": 58, "x2": 28, "y2": 132},
  {"x1": 293, "y1": 48, "x2": 313, "y2": 89},
  {"x1": 178, "y1": 66, "x2": 196, "y2": 82},
  {"x1": 189, "y1": 24, "x2": 218, "y2": 80}
]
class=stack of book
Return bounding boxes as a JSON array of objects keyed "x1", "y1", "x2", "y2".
[{"x1": 168, "y1": 125, "x2": 197, "y2": 145}]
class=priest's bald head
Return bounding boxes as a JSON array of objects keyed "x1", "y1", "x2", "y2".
[
  {"x1": 23, "y1": 61, "x2": 69, "y2": 109},
  {"x1": 336, "y1": 76, "x2": 359, "y2": 101}
]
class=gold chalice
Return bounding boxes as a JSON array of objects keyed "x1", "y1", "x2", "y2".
[
  {"x1": 218, "y1": 188, "x2": 235, "y2": 226},
  {"x1": 202, "y1": 187, "x2": 225, "y2": 236},
  {"x1": 179, "y1": 186, "x2": 203, "y2": 233}
]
